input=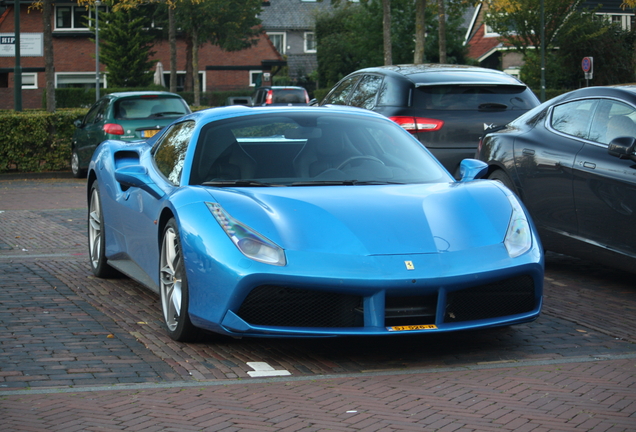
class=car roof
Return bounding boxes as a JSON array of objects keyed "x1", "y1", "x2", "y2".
[
  {"x1": 181, "y1": 104, "x2": 390, "y2": 124},
  {"x1": 255, "y1": 86, "x2": 307, "y2": 90},
  {"x1": 106, "y1": 91, "x2": 184, "y2": 99},
  {"x1": 350, "y1": 64, "x2": 525, "y2": 86}
]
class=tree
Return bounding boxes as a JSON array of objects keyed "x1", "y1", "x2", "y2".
[
  {"x1": 382, "y1": 0, "x2": 392, "y2": 65},
  {"x1": 316, "y1": 0, "x2": 469, "y2": 87},
  {"x1": 438, "y1": 0, "x2": 447, "y2": 63},
  {"x1": 414, "y1": 0, "x2": 427, "y2": 63},
  {"x1": 521, "y1": 12, "x2": 636, "y2": 89},
  {"x1": 483, "y1": 0, "x2": 585, "y2": 57},
  {"x1": 172, "y1": 0, "x2": 262, "y2": 105},
  {"x1": 98, "y1": 8, "x2": 156, "y2": 87}
]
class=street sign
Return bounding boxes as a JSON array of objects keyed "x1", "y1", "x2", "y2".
[
  {"x1": 582, "y1": 57, "x2": 593, "y2": 73},
  {"x1": 582, "y1": 56, "x2": 593, "y2": 82}
]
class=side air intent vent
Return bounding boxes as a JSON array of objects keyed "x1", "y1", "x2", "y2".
[
  {"x1": 237, "y1": 285, "x2": 363, "y2": 327},
  {"x1": 444, "y1": 275, "x2": 536, "y2": 323}
]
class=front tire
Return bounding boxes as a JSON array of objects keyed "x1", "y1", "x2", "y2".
[
  {"x1": 160, "y1": 219, "x2": 198, "y2": 342},
  {"x1": 488, "y1": 170, "x2": 516, "y2": 194},
  {"x1": 88, "y1": 182, "x2": 117, "y2": 278}
]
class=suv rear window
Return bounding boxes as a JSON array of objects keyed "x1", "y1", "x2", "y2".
[
  {"x1": 115, "y1": 97, "x2": 190, "y2": 119},
  {"x1": 270, "y1": 89, "x2": 307, "y2": 104},
  {"x1": 413, "y1": 85, "x2": 537, "y2": 111}
]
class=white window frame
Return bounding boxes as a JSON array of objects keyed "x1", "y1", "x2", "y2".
[
  {"x1": 304, "y1": 32, "x2": 316, "y2": 53},
  {"x1": 249, "y1": 70, "x2": 263, "y2": 87},
  {"x1": 21, "y1": 72, "x2": 38, "y2": 89},
  {"x1": 597, "y1": 13, "x2": 632, "y2": 31},
  {"x1": 55, "y1": 72, "x2": 107, "y2": 88},
  {"x1": 267, "y1": 32, "x2": 286, "y2": 55},
  {"x1": 54, "y1": 4, "x2": 107, "y2": 32}
]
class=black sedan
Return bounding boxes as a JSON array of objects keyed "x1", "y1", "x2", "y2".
[
  {"x1": 319, "y1": 64, "x2": 539, "y2": 177},
  {"x1": 476, "y1": 86, "x2": 636, "y2": 273}
]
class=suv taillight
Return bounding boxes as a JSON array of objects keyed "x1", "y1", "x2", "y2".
[
  {"x1": 104, "y1": 123, "x2": 124, "y2": 135},
  {"x1": 265, "y1": 90, "x2": 274, "y2": 105},
  {"x1": 389, "y1": 116, "x2": 444, "y2": 134}
]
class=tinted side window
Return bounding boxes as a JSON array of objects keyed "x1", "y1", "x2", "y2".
[
  {"x1": 83, "y1": 99, "x2": 107, "y2": 125},
  {"x1": 551, "y1": 99, "x2": 598, "y2": 139},
  {"x1": 323, "y1": 76, "x2": 361, "y2": 105},
  {"x1": 590, "y1": 99, "x2": 636, "y2": 144},
  {"x1": 349, "y1": 75, "x2": 383, "y2": 109},
  {"x1": 153, "y1": 121, "x2": 196, "y2": 185}
]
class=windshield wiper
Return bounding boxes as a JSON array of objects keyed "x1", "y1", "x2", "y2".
[
  {"x1": 202, "y1": 180, "x2": 282, "y2": 187},
  {"x1": 290, "y1": 180, "x2": 406, "y2": 186}
]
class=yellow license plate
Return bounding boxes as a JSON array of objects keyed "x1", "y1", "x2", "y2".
[
  {"x1": 142, "y1": 129, "x2": 160, "y2": 138},
  {"x1": 387, "y1": 324, "x2": 438, "y2": 332}
]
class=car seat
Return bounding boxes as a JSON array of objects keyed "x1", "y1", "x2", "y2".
[{"x1": 293, "y1": 127, "x2": 361, "y2": 178}]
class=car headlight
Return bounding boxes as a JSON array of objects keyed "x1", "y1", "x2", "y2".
[
  {"x1": 207, "y1": 202, "x2": 286, "y2": 266},
  {"x1": 504, "y1": 194, "x2": 532, "y2": 258}
]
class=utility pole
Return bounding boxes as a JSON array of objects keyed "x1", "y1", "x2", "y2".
[{"x1": 14, "y1": 0, "x2": 22, "y2": 111}]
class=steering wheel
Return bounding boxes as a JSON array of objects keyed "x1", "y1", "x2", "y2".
[{"x1": 336, "y1": 156, "x2": 385, "y2": 170}]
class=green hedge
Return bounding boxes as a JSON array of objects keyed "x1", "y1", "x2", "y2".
[{"x1": 0, "y1": 109, "x2": 87, "y2": 173}]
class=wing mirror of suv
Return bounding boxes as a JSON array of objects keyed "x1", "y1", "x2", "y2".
[{"x1": 608, "y1": 136, "x2": 636, "y2": 162}]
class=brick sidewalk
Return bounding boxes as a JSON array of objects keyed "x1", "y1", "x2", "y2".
[
  {"x1": 1, "y1": 356, "x2": 635, "y2": 431},
  {"x1": 1, "y1": 175, "x2": 635, "y2": 431}
]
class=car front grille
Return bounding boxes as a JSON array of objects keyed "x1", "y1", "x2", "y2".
[{"x1": 235, "y1": 275, "x2": 536, "y2": 329}]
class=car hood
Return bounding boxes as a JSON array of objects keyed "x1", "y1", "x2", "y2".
[{"x1": 205, "y1": 182, "x2": 512, "y2": 256}]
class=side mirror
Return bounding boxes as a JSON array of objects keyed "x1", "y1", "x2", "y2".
[
  {"x1": 74, "y1": 119, "x2": 82, "y2": 128},
  {"x1": 608, "y1": 136, "x2": 636, "y2": 161},
  {"x1": 459, "y1": 159, "x2": 488, "y2": 182},
  {"x1": 114, "y1": 165, "x2": 165, "y2": 199}
]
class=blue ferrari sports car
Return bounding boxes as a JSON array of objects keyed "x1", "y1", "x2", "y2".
[{"x1": 87, "y1": 105, "x2": 543, "y2": 341}]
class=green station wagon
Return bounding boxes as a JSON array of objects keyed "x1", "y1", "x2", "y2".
[{"x1": 71, "y1": 91, "x2": 191, "y2": 178}]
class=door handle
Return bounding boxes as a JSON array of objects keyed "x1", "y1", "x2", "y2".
[{"x1": 522, "y1": 148, "x2": 535, "y2": 156}]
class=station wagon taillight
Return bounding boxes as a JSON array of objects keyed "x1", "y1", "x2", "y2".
[
  {"x1": 103, "y1": 123, "x2": 124, "y2": 135},
  {"x1": 265, "y1": 90, "x2": 274, "y2": 105},
  {"x1": 390, "y1": 116, "x2": 444, "y2": 134}
]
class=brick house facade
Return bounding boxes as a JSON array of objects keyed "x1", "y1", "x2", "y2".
[
  {"x1": 464, "y1": 1, "x2": 635, "y2": 76},
  {"x1": 0, "y1": 1, "x2": 283, "y2": 109}
]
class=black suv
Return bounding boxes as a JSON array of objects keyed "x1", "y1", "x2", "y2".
[
  {"x1": 251, "y1": 86, "x2": 310, "y2": 106},
  {"x1": 319, "y1": 64, "x2": 539, "y2": 177}
]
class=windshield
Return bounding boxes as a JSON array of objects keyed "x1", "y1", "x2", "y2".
[
  {"x1": 413, "y1": 84, "x2": 537, "y2": 111},
  {"x1": 114, "y1": 96, "x2": 190, "y2": 120},
  {"x1": 190, "y1": 112, "x2": 450, "y2": 186}
]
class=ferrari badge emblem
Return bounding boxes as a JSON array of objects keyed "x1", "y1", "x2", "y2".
[{"x1": 405, "y1": 261, "x2": 415, "y2": 270}]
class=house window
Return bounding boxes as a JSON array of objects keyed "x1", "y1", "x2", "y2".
[
  {"x1": 21, "y1": 73, "x2": 37, "y2": 89},
  {"x1": 304, "y1": 32, "x2": 316, "y2": 53},
  {"x1": 599, "y1": 13, "x2": 632, "y2": 31},
  {"x1": 250, "y1": 70, "x2": 263, "y2": 87},
  {"x1": 55, "y1": 4, "x2": 106, "y2": 31},
  {"x1": 162, "y1": 71, "x2": 205, "y2": 92},
  {"x1": 267, "y1": 32, "x2": 286, "y2": 55},
  {"x1": 56, "y1": 72, "x2": 105, "y2": 89}
]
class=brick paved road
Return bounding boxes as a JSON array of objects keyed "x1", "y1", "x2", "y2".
[{"x1": 1, "y1": 174, "x2": 635, "y2": 431}]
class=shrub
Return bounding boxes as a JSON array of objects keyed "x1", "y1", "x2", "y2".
[{"x1": 0, "y1": 109, "x2": 87, "y2": 173}]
